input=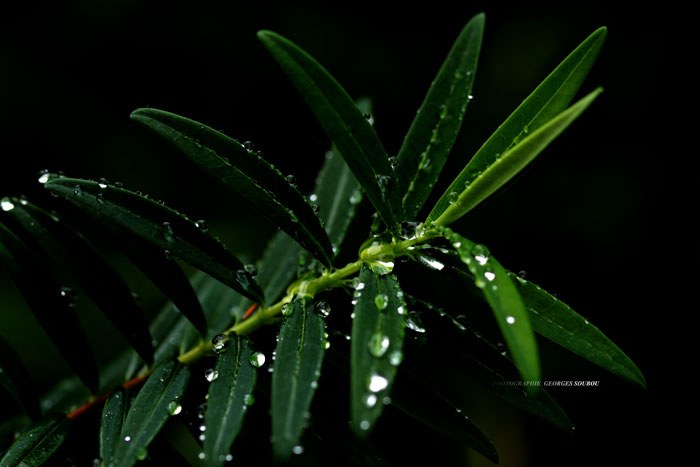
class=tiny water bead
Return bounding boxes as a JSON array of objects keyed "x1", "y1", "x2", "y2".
[
  {"x1": 167, "y1": 401, "x2": 182, "y2": 415},
  {"x1": 292, "y1": 445, "x2": 304, "y2": 455},
  {"x1": 244, "y1": 394, "x2": 255, "y2": 406},
  {"x1": 315, "y1": 300, "x2": 331, "y2": 317},
  {"x1": 205, "y1": 368, "x2": 219, "y2": 382},
  {"x1": 368, "y1": 373, "x2": 389, "y2": 393},
  {"x1": 364, "y1": 393, "x2": 378, "y2": 408},
  {"x1": 448, "y1": 191, "x2": 459, "y2": 204},
  {"x1": 37, "y1": 170, "x2": 51, "y2": 184},
  {"x1": 195, "y1": 219, "x2": 209, "y2": 232},
  {"x1": 368, "y1": 332, "x2": 390, "y2": 358},
  {"x1": 359, "y1": 420, "x2": 371, "y2": 431},
  {"x1": 388, "y1": 350, "x2": 404, "y2": 366},
  {"x1": 505, "y1": 316, "x2": 516, "y2": 324},
  {"x1": 249, "y1": 352, "x2": 266, "y2": 367},
  {"x1": 212, "y1": 334, "x2": 229, "y2": 353},
  {"x1": 281, "y1": 303, "x2": 293, "y2": 316},
  {"x1": 159, "y1": 222, "x2": 174, "y2": 241},
  {"x1": 98, "y1": 178, "x2": 109, "y2": 189},
  {"x1": 73, "y1": 185, "x2": 82, "y2": 196},
  {"x1": 244, "y1": 263, "x2": 257, "y2": 276},
  {"x1": 124, "y1": 435, "x2": 132, "y2": 442},
  {"x1": 374, "y1": 294, "x2": 389, "y2": 311},
  {"x1": 1, "y1": 197, "x2": 14, "y2": 211}
]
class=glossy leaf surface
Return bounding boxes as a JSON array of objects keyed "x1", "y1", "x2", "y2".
[
  {"x1": 44, "y1": 177, "x2": 263, "y2": 305},
  {"x1": 100, "y1": 387, "x2": 129, "y2": 465},
  {"x1": 6, "y1": 200, "x2": 154, "y2": 363},
  {"x1": 396, "y1": 13, "x2": 484, "y2": 219},
  {"x1": 202, "y1": 335, "x2": 257, "y2": 466},
  {"x1": 112, "y1": 361, "x2": 189, "y2": 466},
  {"x1": 515, "y1": 274, "x2": 646, "y2": 388},
  {"x1": 271, "y1": 298, "x2": 326, "y2": 460},
  {"x1": 131, "y1": 108, "x2": 333, "y2": 266},
  {"x1": 258, "y1": 30, "x2": 401, "y2": 231},
  {"x1": 0, "y1": 416, "x2": 71, "y2": 466},
  {"x1": 440, "y1": 227, "x2": 540, "y2": 384},
  {"x1": 350, "y1": 265, "x2": 406, "y2": 435},
  {"x1": 429, "y1": 26, "x2": 606, "y2": 224}
]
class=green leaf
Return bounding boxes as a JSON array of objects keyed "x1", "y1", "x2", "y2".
[
  {"x1": 415, "y1": 305, "x2": 573, "y2": 431},
  {"x1": 130, "y1": 108, "x2": 333, "y2": 266},
  {"x1": 100, "y1": 387, "x2": 129, "y2": 465},
  {"x1": 314, "y1": 131, "x2": 363, "y2": 255},
  {"x1": 6, "y1": 200, "x2": 154, "y2": 364},
  {"x1": 258, "y1": 30, "x2": 402, "y2": 231},
  {"x1": 350, "y1": 265, "x2": 406, "y2": 436},
  {"x1": 44, "y1": 177, "x2": 263, "y2": 306},
  {"x1": 253, "y1": 230, "x2": 304, "y2": 308},
  {"x1": 202, "y1": 335, "x2": 257, "y2": 466},
  {"x1": 396, "y1": 13, "x2": 485, "y2": 220},
  {"x1": 391, "y1": 366, "x2": 499, "y2": 463},
  {"x1": 0, "y1": 221, "x2": 99, "y2": 393},
  {"x1": 113, "y1": 361, "x2": 189, "y2": 466},
  {"x1": 428, "y1": 26, "x2": 607, "y2": 225},
  {"x1": 514, "y1": 274, "x2": 646, "y2": 388},
  {"x1": 439, "y1": 226, "x2": 540, "y2": 385},
  {"x1": 430, "y1": 88, "x2": 602, "y2": 225},
  {"x1": 0, "y1": 416, "x2": 71, "y2": 466},
  {"x1": 0, "y1": 336, "x2": 40, "y2": 421},
  {"x1": 271, "y1": 298, "x2": 326, "y2": 460}
]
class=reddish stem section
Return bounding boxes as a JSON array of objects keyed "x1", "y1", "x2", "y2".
[
  {"x1": 242, "y1": 303, "x2": 258, "y2": 320},
  {"x1": 65, "y1": 370, "x2": 153, "y2": 419}
]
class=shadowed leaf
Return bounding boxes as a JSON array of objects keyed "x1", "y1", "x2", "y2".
[
  {"x1": 0, "y1": 335, "x2": 40, "y2": 421},
  {"x1": 0, "y1": 416, "x2": 71, "y2": 466},
  {"x1": 131, "y1": 108, "x2": 333, "y2": 266},
  {"x1": 258, "y1": 30, "x2": 402, "y2": 231}
]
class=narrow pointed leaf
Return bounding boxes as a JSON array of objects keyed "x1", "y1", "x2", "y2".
[
  {"x1": 415, "y1": 304, "x2": 572, "y2": 431},
  {"x1": 6, "y1": 200, "x2": 154, "y2": 364},
  {"x1": 350, "y1": 265, "x2": 406, "y2": 436},
  {"x1": 440, "y1": 226, "x2": 540, "y2": 384},
  {"x1": 314, "y1": 131, "x2": 363, "y2": 254},
  {"x1": 0, "y1": 416, "x2": 71, "y2": 466},
  {"x1": 100, "y1": 387, "x2": 129, "y2": 465},
  {"x1": 113, "y1": 361, "x2": 189, "y2": 466},
  {"x1": 130, "y1": 108, "x2": 333, "y2": 266},
  {"x1": 44, "y1": 177, "x2": 263, "y2": 305},
  {"x1": 391, "y1": 367, "x2": 499, "y2": 463},
  {"x1": 0, "y1": 221, "x2": 99, "y2": 393},
  {"x1": 271, "y1": 298, "x2": 326, "y2": 460},
  {"x1": 514, "y1": 274, "x2": 646, "y2": 388},
  {"x1": 428, "y1": 26, "x2": 606, "y2": 224},
  {"x1": 258, "y1": 30, "x2": 401, "y2": 230},
  {"x1": 254, "y1": 230, "x2": 303, "y2": 306},
  {"x1": 396, "y1": 13, "x2": 484, "y2": 219},
  {"x1": 0, "y1": 336, "x2": 40, "y2": 421},
  {"x1": 202, "y1": 335, "x2": 257, "y2": 466},
  {"x1": 431, "y1": 87, "x2": 603, "y2": 225}
]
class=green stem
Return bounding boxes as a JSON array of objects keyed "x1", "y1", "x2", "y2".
[{"x1": 177, "y1": 228, "x2": 440, "y2": 365}]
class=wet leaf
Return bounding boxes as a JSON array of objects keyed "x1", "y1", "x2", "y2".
[
  {"x1": 0, "y1": 416, "x2": 71, "y2": 466},
  {"x1": 396, "y1": 13, "x2": 484, "y2": 220},
  {"x1": 131, "y1": 108, "x2": 333, "y2": 266},
  {"x1": 271, "y1": 298, "x2": 326, "y2": 460},
  {"x1": 258, "y1": 30, "x2": 402, "y2": 231}
]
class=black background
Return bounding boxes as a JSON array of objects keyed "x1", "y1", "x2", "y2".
[{"x1": 0, "y1": 1, "x2": 673, "y2": 465}]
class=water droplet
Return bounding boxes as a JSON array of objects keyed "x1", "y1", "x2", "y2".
[
  {"x1": 416, "y1": 254, "x2": 445, "y2": 271},
  {"x1": 293, "y1": 445, "x2": 304, "y2": 455},
  {"x1": 360, "y1": 420, "x2": 371, "y2": 431},
  {"x1": 98, "y1": 178, "x2": 109, "y2": 189},
  {"x1": 250, "y1": 352, "x2": 266, "y2": 367},
  {"x1": 244, "y1": 263, "x2": 257, "y2": 276},
  {"x1": 167, "y1": 401, "x2": 182, "y2": 415},
  {"x1": 37, "y1": 170, "x2": 51, "y2": 184},
  {"x1": 199, "y1": 424, "x2": 207, "y2": 432},
  {"x1": 388, "y1": 350, "x2": 404, "y2": 366},
  {"x1": 244, "y1": 394, "x2": 255, "y2": 406},
  {"x1": 348, "y1": 189, "x2": 362, "y2": 205},
  {"x1": 368, "y1": 373, "x2": 389, "y2": 392},
  {"x1": 406, "y1": 317, "x2": 426, "y2": 333},
  {"x1": 523, "y1": 125, "x2": 529, "y2": 134},
  {"x1": 467, "y1": 94, "x2": 474, "y2": 100},
  {"x1": 73, "y1": 185, "x2": 82, "y2": 196},
  {"x1": 197, "y1": 403, "x2": 206, "y2": 419},
  {"x1": 315, "y1": 300, "x2": 331, "y2": 317},
  {"x1": 1, "y1": 197, "x2": 15, "y2": 211},
  {"x1": 195, "y1": 219, "x2": 209, "y2": 232},
  {"x1": 400, "y1": 221, "x2": 420, "y2": 240},
  {"x1": 368, "y1": 332, "x2": 390, "y2": 357},
  {"x1": 484, "y1": 271, "x2": 496, "y2": 281},
  {"x1": 163, "y1": 249, "x2": 173, "y2": 260},
  {"x1": 374, "y1": 294, "x2": 389, "y2": 311},
  {"x1": 471, "y1": 244, "x2": 490, "y2": 265},
  {"x1": 506, "y1": 316, "x2": 516, "y2": 324},
  {"x1": 364, "y1": 393, "x2": 378, "y2": 408},
  {"x1": 439, "y1": 104, "x2": 448, "y2": 118},
  {"x1": 376, "y1": 175, "x2": 391, "y2": 191},
  {"x1": 448, "y1": 191, "x2": 459, "y2": 204},
  {"x1": 281, "y1": 303, "x2": 293, "y2": 316},
  {"x1": 286, "y1": 174, "x2": 297, "y2": 185},
  {"x1": 308, "y1": 193, "x2": 318, "y2": 203},
  {"x1": 159, "y1": 222, "x2": 174, "y2": 241},
  {"x1": 124, "y1": 435, "x2": 132, "y2": 442},
  {"x1": 205, "y1": 368, "x2": 219, "y2": 382},
  {"x1": 114, "y1": 181, "x2": 123, "y2": 188},
  {"x1": 212, "y1": 334, "x2": 229, "y2": 353}
]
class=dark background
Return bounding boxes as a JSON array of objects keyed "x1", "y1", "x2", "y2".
[{"x1": 0, "y1": 1, "x2": 672, "y2": 465}]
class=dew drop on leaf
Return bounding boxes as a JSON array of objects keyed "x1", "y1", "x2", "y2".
[
  {"x1": 195, "y1": 219, "x2": 209, "y2": 232},
  {"x1": 98, "y1": 178, "x2": 109, "y2": 189},
  {"x1": 368, "y1": 332, "x2": 390, "y2": 357},
  {"x1": 249, "y1": 352, "x2": 266, "y2": 367},
  {"x1": 315, "y1": 300, "x2": 331, "y2": 317},
  {"x1": 281, "y1": 303, "x2": 292, "y2": 316},
  {"x1": 388, "y1": 350, "x2": 404, "y2": 366},
  {"x1": 205, "y1": 368, "x2": 219, "y2": 382},
  {"x1": 244, "y1": 394, "x2": 255, "y2": 406},
  {"x1": 368, "y1": 373, "x2": 389, "y2": 393},
  {"x1": 212, "y1": 334, "x2": 229, "y2": 354},
  {"x1": 0, "y1": 197, "x2": 15, "y2": 211},
  {"x1": 167, "y1": 401, "x2": 182, "y2": 415},
  {"x1": 364, "y1": 393, "x2": 378, "y2": 408},
  {"x1": 374, "y1": 294, "x2": 389, "y2": 311}
]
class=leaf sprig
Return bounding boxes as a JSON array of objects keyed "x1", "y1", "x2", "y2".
[{"x1": 0, "y1": 14, "x2": 645, "y2": 466}]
